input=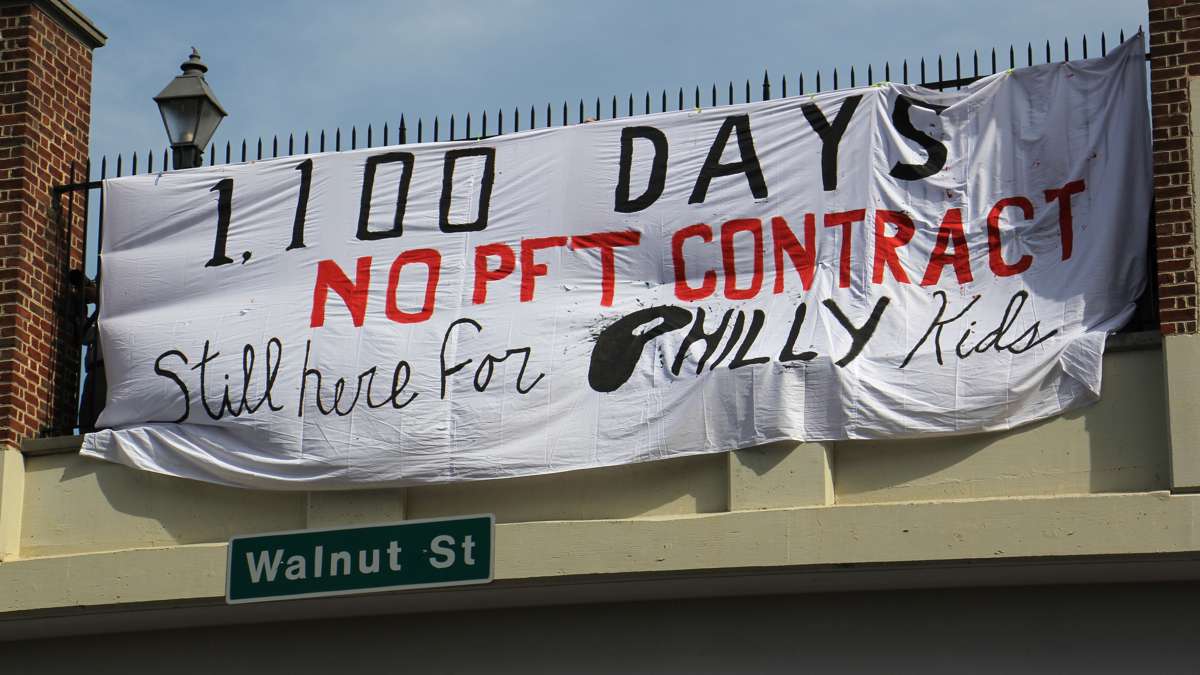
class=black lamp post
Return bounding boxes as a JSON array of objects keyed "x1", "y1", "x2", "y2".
[{"x1": 153, "y1": 48, "x2": 227, "y2": 170}]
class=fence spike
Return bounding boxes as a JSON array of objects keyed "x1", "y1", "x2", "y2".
[
  {"x1": 711, "y1": 84, "x2": 717, "y2": 106},
  {"x1": 867, "y1": 64, "x2": 873, "y2": 84},
  {"x1": 303, "y1": 133, "x2": 309, "y2": 154},
  {"x1": 833, "y1": 68, "x2": 839, "y2": 90},
  {"x1": 241, "y1": 140, "x2": 247, "y2": 162},
  {"x1": 903, "y1": 60, "x2": 908, "y2": 84},
  {"x1": 954, "y1": 52, "x2": 961, "y2": 87},
  {"x1": 595, "y1": 97, "x2": 601, "y2": 121},
  {"x1": 1120, "y1": 29, "x2": 1125, "y2": 43},
  {"x1": 991, "y1": 48, "x2": 997, "y2": 74},
  {"x1": 762, "y1": 70, "x2": 770, "y2": 100},
  {"x1": 850, "y1": 66, "x2": 855, "y2": 87},
  {"x1": 131, "y1": 152, "x2": 137, "y2": 175},
  {"x1": 116, "y1": 154, "x2": 122, "y2": 177},
  {"x1": 728, "y1": 81, "x2": 734, "y2": 104},
  {"x1": 1101, "y1": 32, "x2": 1107, "y2": 56},
  {"x1": 226, "y1": 141, "x2": 231, "y2": 163},
  {"x1": 973, "y1": 50, "x2": 978, "y2": 78},
  {"x1": 781, "y1": 75, "x2": 787, "y2": 98},
  {"x1": 434, "y1": 117, "x2": 440, "y2": 142},
  {"x1": 547, "y1": 102, "x2": 552, "y2": 128},
  {"x1": 885, "y1": 62, "x2": 891, "y2": 81},
  {"x1": 335, "y1": 128, "x2": 341, "y2": 152},
  {"x1": 417, "y1": 118, "x2": 423, "y2": 143},
  {"x1": 919, "y1": 58, "x2": 925, "y2": 84},
  {"x1": 100, "y1": 155, "x2": 107, "y2": 179},
  {"x1": 611, "y1": 95, "x2": 617, "y2": 119},
  {"x1": 937, "y1": 56, "x2": 944, "y2": 89},
  {"x1": 744, "y1": 79, "x2": 750, "y2": 102},
  {"x1": 149, "y1": 150, "x2": 155, "y2": 173},
  {"x1": 256, "y1": 138, "x2": 262, "y2": 160},
  {"x1": 578, "y1": 98, "x2": 584, "y2": 123},
  {"x1": 644, "y1": 91, "x2": 650, "y2": 115},
  {"x1": 800, "y1": 73, "x2": 805, "y2": 94},
  {"x1": 678, "y1": 87, "x2": 683, "y2": 111},
  {"x1": 163, "y1": 148, "x2": 169, "y2": 170},
  {"x1": 1083, "y1": 33, "x2": 1088, "y2": 59},
  {"x1": 562, "y1": 100, "x2": 568, "y2": 125},
  {"x1": 1064, "y1": 36, "x2": 1069, "y2": 61},
  {"x1": 495, "y1": 109, "x2": 501, "y2": 136},
  {"x1": 695, "y1": 85, "x2": 700, "y2": 108},
  {"x1": 816, "y1": 71, "x2": 821, "y2": 92},
  {"x1": 397, "y1": 116, "x2": 405, "y2": 144},
  {"x1": 1045, "y1": 40, "x2": 1051, "y2": 64},
  {"x1": 273, "y1": 135, "x2": 278, "y2": 157},
  {"x1": 514, "y1": 107, "x2": 520, "y2": 132},
  {"x1": 480, "y1": 110, "x2": 485, "y2": 137},
  {"x1": 466, "y1": 112, "x2": 472, "y2": 138},
  {"x1": 319, "y1": 131, "x2": 325, "y2": 153},
  {"x1": 661, "y1": 89, "x2": 667, "y2": 113},
  {"x1": 1027, "y1": 42, "x2": 1033, "y2": 67},
  {"x1": 351, "y1": 126, "x2": 357, "y2": 150},
  {"x1": 367, "y1": 124, "x2": 372, "y2": 148},
  {"x1": 289, "y1": 133, "x2": 295, "y2": 155}
]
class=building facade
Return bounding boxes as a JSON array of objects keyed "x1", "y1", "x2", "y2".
[{"x1": 2, "y1": 1, "x2": 1200, "y2": 672}]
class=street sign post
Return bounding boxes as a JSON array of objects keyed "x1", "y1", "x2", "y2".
[{"x1": 226, "y1": 514, "x2": 493, "y2": 604}]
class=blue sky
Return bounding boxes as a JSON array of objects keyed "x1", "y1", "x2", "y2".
[{"x1": 73, "y1": 0, "x2": 1147, "y2": 165}]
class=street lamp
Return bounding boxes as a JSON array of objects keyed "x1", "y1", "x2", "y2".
[{"x1": 154, "y1": 48, "x2": 227, "y2": 170}]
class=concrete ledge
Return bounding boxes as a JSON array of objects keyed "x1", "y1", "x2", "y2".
[
  {"x1": 19, "y1": 435, "x2": 82, "y2": 457},
  {"x1": 2, "y1": 491, "x2": 1197, "y2": 619}
]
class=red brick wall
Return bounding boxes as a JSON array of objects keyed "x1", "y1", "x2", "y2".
[
  {"x1": 0, "y1": 2, "x2": 92, "y2": 447},
  {"x1": 1150, "y1": 0, "x2": 1199, "y2": 334}
]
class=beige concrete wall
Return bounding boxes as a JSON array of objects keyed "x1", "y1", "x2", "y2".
[
  {"x1": 20, "y1": 449, "x2": 306, "y2": 558},
  {"x1": 835, "y1": 346, "x2": 1169, "y2": 503},
  {"x1": 1164, "y1": 333, "x2": 1200, "y2": 490},
  {"x1": 9, "y1": 346, "x2": 1167, "y2": 559},
  {"x1": 3, "y1": 343, "x2": 1194, "y2": 626}
]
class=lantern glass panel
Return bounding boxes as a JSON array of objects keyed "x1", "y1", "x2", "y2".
[{"x1": 159, "y1": 98, "x2": 201, "y2": 145}]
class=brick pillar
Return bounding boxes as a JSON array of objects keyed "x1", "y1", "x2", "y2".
[
  {"x1": 1150, "y1": 0, "x2": 1200, "y2": 334},
  {"x1": 0, "y1": 1, "x2": 103, "y2": 448}
]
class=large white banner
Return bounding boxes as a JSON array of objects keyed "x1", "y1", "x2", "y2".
[{"x1": 82, "y1": 38, "x2": 1151, "y2": 490}]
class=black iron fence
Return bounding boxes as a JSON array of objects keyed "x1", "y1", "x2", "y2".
[{"x1": 48, "y1": 29, "x2": 1152, "y2": 435}]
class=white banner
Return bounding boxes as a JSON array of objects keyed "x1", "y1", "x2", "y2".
[{"x1": 82, "y1": 38, "x2": 1151, "y2": 489}]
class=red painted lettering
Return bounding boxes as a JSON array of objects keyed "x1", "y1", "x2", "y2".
[
  {"x1": 569, "y1": 230, "x2": 642, "y2": 307},
  {"x1": 771, "y1": 214, "x2": 815, "y2": 293},
  {"x1": 520, "y1": 236, "x2": 568, "y2": 302},
  {"x1": 872, "y1": 210, "x2": 914, "y2": 284},
  {"x1": 1044, "y1": 179, "x2": 1086, "y2": 260},
  {"x1": 310, "y1": 256, "x2": 372, "y2": 328},
  {"x1": 987, "y1": 196, "x2": 1034, "y2": 277},
  {"x1": 385, "y1": 248, "x2": 440, "y2": 324},
  {"x1": 672, "y1": 223, "x2": 717, "y2": 301},
  {"x1": 472, "y1": 243, "x2": 515, "y2": 304},
  {"x1": 824, "y1": 209, "x2": 866, "y2": 289},
  {"x1": 720, "y1": 218, "x2": 764, "y2": 300},
  {"x1": 920, "y1": 208, "x2": 973, "y2": 286}
]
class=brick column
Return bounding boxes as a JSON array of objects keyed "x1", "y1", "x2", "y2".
[
  {"x1": 0, "y1": 1, "x2": 103, "y2": 448},
  {"x1": 1150, "y1": 0, "x2": 1200, "y2": 334}
]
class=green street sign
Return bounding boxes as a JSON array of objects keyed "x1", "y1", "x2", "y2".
[{"x1": 226, "y1": 514, "x2": 493, "y2": 604}]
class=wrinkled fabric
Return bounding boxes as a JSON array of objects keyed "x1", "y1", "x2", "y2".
[{"x1": 82, "y1": 38, "x2": 1150, "y2": 490}]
